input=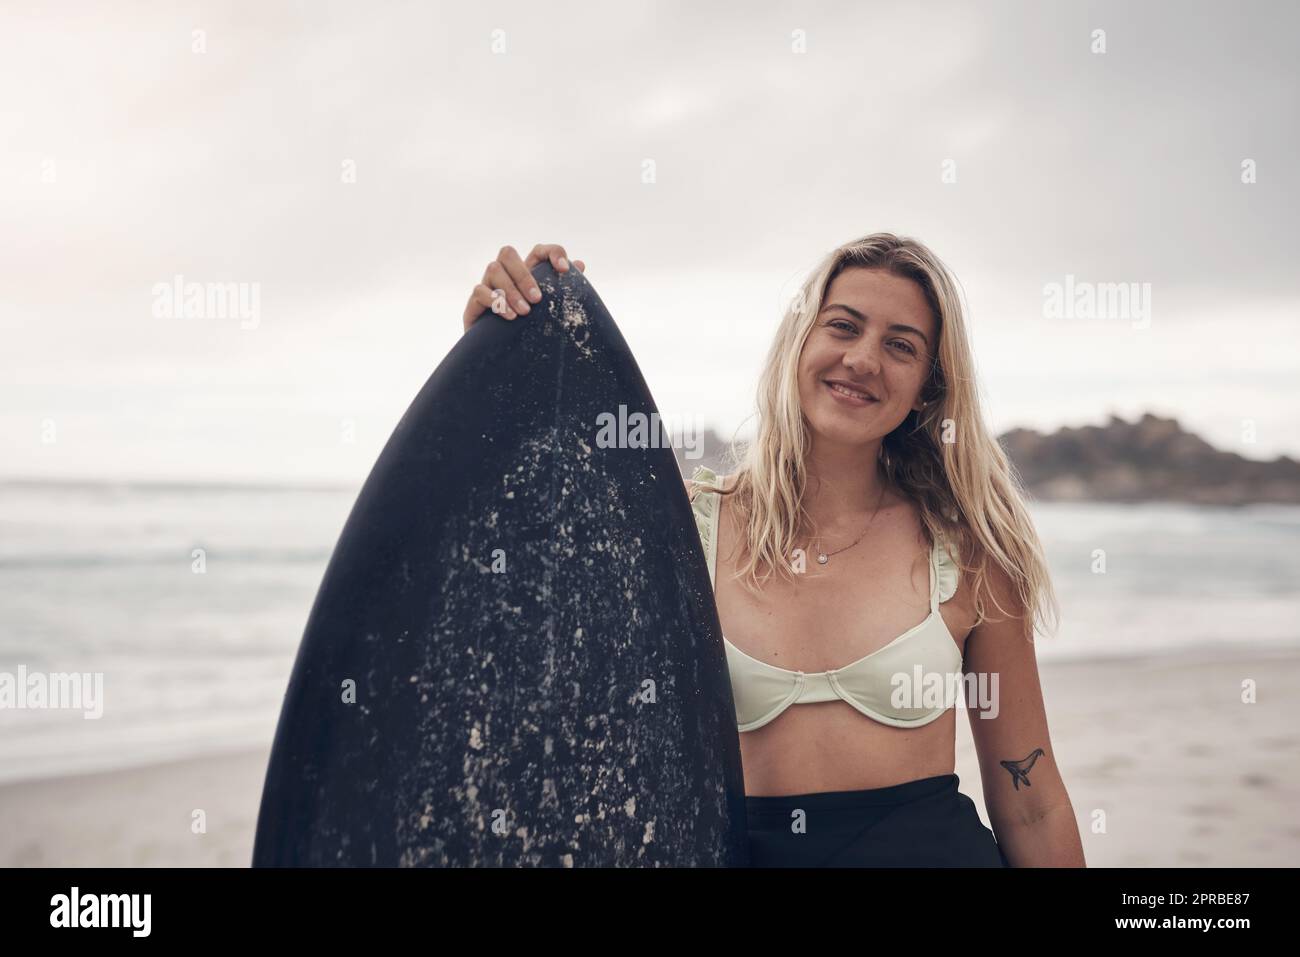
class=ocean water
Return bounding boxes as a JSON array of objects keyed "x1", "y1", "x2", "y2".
[{"x1": 0, "y1": 481, "x2": 1297, "y2": 785}]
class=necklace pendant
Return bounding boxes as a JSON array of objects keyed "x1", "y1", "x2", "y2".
[{"x1": 817, "y1": 552, "x2": 829, "y2": 565}]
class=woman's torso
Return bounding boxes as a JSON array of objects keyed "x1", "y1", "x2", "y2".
[{"x1": 708, "y1": 472, "x2": 979, "y2": 796}]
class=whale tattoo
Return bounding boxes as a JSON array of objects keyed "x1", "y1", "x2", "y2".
[{"x1": 1000, "y1": 748, "x2": 1046, "y2": 791}]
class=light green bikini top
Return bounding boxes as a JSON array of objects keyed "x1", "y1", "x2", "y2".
[{"x1": 689, "y1": 466, "x2": 964, "y2": 733}]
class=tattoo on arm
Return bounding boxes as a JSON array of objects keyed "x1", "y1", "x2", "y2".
[{"x1": 1000, "y1": 748, "x2": 1045, "y2": 791}]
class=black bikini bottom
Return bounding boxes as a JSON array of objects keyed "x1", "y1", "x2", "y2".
[{"x1": 745, "y1": 773, "x2": 1009, "y2": 867}]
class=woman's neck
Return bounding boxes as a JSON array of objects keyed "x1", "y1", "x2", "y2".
[{"x1": 801, "y1": 441, "x2": 892, "y2": 535}]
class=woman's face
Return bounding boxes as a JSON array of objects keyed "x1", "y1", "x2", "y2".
[{"x1": 796, "y1": 267, "x2": 937, "y2": 449}]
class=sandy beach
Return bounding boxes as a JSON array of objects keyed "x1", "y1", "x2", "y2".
[{"x1": 2, "y1": 647, "x2": 1297, "y2": 867}]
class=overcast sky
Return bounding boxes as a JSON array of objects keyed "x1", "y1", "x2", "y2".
[{"x1": 3, "y1": 0, "x2": 1297, "y2": 483}]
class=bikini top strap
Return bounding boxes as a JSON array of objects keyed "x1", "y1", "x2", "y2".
[
  {"x1": 928, "y1": 537, "x2": 940, "y2": 613},
  {"x1": 688, "y1": 466, "x2": 721, "y2": 589},
  {"x1": 931, "y1": 525, "x2": 960, "y2": 611}
]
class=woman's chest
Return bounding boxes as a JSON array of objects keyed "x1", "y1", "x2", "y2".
[{"x1": 714, "y1": 516, "x2": 973, "y2": 670}]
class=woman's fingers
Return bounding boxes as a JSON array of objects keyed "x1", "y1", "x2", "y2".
[
  {"x1": 463, "y1": 244, "x2": 586, "y2": 332},
  {"x1": 463, "y1": 283, "x2": 509, "y2": 331},
  {"x1": 525, "y1": 243, "x2": 578, "y2": 275},
  {"x1": 523, "y1": 243, "x2": 555, "y2": 270},
  {"x1": 483, "y1": 259, "x2": 531, "y2": 317},
  {"x1": 497, "y1": 245, "x2": 543, "y2": 309}
]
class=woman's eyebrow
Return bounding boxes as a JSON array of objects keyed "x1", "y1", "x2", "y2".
[{"x1": 823, "y1": 303, "x2": 930, "y2": 347}]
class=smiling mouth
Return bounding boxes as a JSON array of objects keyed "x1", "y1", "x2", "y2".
[{"x1": 824, "y1": 380, "x2": 878, "y2": 403}]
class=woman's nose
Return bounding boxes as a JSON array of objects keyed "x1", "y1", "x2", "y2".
[{"x1": 842, "y1": 339, "x2": 882, "y2": 375}]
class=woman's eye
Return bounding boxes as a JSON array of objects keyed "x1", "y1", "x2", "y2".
[{"x1": 824, "y1": 319, "x2": 917, "y2": 355}]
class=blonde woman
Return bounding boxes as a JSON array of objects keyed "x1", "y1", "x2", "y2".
[{"x1": 463, "y1": 235, "x2": 1085, "y2": 868}]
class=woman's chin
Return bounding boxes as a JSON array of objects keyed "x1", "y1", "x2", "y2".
[{"x1": 805, "y1": 417, "x2": 879, "y2": 448}]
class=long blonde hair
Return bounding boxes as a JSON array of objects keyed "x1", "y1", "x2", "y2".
[{"x1": 691, "y1": 232, "x2": 1059, "y2": 640}]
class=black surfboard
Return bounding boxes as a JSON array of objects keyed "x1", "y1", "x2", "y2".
[{"x1": 252, "y1": 260, "x2": 748, "y2": 866}]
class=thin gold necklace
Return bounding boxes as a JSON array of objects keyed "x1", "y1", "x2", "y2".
[{"x1": 811, "y1": 481, "x2": 888, "y2": 565}]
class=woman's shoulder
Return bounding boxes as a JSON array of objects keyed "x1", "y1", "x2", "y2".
[
  {"x1": 891, "y1": 494, "x2": 964, "y2": 603},
  {"x1": 684, "y1": 464, "x2": 731, "y2": 499}
]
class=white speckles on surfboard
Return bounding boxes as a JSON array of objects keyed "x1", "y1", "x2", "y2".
[
  {"x1": 543, "y1": 285, "x2": 594, "y2": 357},
  {"x1": 277, "y1": 264, "x2": 747, "y2": 867}
]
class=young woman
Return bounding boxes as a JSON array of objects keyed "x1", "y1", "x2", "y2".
[{"x1": 463, "y1": 234, "x2": 1086, "y2": 867}]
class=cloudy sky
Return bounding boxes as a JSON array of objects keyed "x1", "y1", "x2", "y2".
[{"x1": 3, "y1": 0, "x2": 1297, "y2": 483}]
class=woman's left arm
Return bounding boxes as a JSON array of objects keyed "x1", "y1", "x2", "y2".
[{"x1": 963, "y1": 559, "x2": 1086, "y2": 867}]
